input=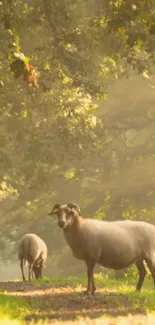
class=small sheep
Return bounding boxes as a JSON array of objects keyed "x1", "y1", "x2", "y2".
[
  {"x1": 18, "y1": 233, "x2": 47, "y2": 281},
  {"x1": 49, "y1": 203, "x2": 155, "y2": 294}
]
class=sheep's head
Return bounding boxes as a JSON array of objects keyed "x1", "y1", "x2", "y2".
[
  {"x1": 49, "y1": 203, "x2": 81, "y2": 229},
  {"x1": 33, "y1": 263, "x2": 44, "y2": 279},
  {"x1": 33, "y1": 259, "x2": 45, "y2": 279}
]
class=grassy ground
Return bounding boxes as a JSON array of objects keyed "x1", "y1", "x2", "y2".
[{"x1": 0, "y1": 275, "x2": 155, "y2": 324}]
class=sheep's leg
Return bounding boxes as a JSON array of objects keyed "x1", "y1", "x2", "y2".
[
  {"x1": 20, "y1": 259, "x2": 26, "y2": 282},
  {"x1": 37, "y1": 267, "x2": 42, "y2": 279},
  {"x1": 145, "y1": 260, "x2": 155, "y2": 289},
  {"x1": 31, "y1": 271, "x2": 34, "y2": 280},
  {"x1": 39, "y1": 260, "x2": 43, "y2": 279},
  {"x1": 136, "y1": 259, "x2": 147, "y2": 291},
  {"x1": 28, "y1": 264, "x2": 34, "y2": 281},
  {"x1": 85, "y1": 260, "x2": 95, "y2": 294},
  {"x1": 91, "y1": 275, "x2": 96, "y2": 294}
]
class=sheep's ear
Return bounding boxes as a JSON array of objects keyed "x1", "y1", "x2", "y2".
[
  {"x1": 70, "y1": 209, "x2": 76, "y2": 218},
  {"x1": 49, "y1": 204, "x2": 61, "y2": 216},
  {"x1": 67, "y1": 203, "x2": 81, "y2": 215}
]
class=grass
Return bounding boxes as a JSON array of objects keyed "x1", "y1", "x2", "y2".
[
  {"x1": 0, "y1": 275, "x2": 155, "y2": 324},
  {"x1": 0, "y1": 293, "x2": 33, "y2": 324}
]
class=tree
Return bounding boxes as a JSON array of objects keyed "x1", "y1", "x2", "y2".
[{"x1": 0, "y1": 0, "x2": 155, "y2": 276}]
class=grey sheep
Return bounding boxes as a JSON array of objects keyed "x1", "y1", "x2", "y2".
[
  {"x1": 18, "y1": 233, "x2": 47, "y2": 281},
  {"x1": 49, "y1": 203, "x2": 155, "y2": 294}
]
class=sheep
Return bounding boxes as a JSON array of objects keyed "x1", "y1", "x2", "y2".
[
  {"x1": 18, "y1": 233, "x2": 47, "y2": 281},
  {"x1": 49, "y1": 203, "x2": 155, "y2": 294}
]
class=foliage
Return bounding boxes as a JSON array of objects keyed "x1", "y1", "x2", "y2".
[{"x1": 1, "y1": 0, "x2": 155, "y2": 275}]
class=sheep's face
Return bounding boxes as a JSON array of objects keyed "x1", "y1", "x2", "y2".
[
  {"x1": 49, "y1": 204, "x2": 78, "y2": 229},
  {"x1": 33, "y1": 264, "x2": 42, "y2": 279}
]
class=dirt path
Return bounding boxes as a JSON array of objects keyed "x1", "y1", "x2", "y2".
[{"x1": 0, "y1": 281, "x2": 154, "y2": 324}]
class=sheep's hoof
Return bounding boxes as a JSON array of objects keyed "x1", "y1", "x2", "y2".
[
  {"x1": 92, "y1": 287, "x2": 96, "y2": 295},
  {"x1": 82, "y1": 290, "x2": 91, "y2": 295}
]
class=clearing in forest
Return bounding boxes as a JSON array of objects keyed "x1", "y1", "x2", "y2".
[{"x1": 0, "y1": 276, "x2": 155, "y2": 324}]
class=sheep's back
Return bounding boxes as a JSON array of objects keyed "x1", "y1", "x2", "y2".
[
  {"x1": 18, "y1": 233, "x2": 47, "y2": 264},
  {"x1": 78, "y1": 219, "x2": 155, "y2": 265},
  {"x1": 83, "y1": 219, "x2": 154, "y2": 243}
]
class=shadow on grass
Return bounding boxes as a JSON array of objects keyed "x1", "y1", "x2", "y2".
[{"x1": 0, "y1": 280, "x2": 152, "y2": 323}]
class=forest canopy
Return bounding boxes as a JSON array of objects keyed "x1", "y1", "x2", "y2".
[{"x1": 1, "y1": 0, "x2": 155, "y2": 275}]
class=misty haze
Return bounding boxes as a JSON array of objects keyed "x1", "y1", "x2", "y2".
[{"x1": 1, "y1": 1, "x2": 155, "y2": 324}]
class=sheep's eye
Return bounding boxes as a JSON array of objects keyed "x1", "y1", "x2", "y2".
[{"x1": 66, "y1": 212, "x2": 71, "y2": 220}]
